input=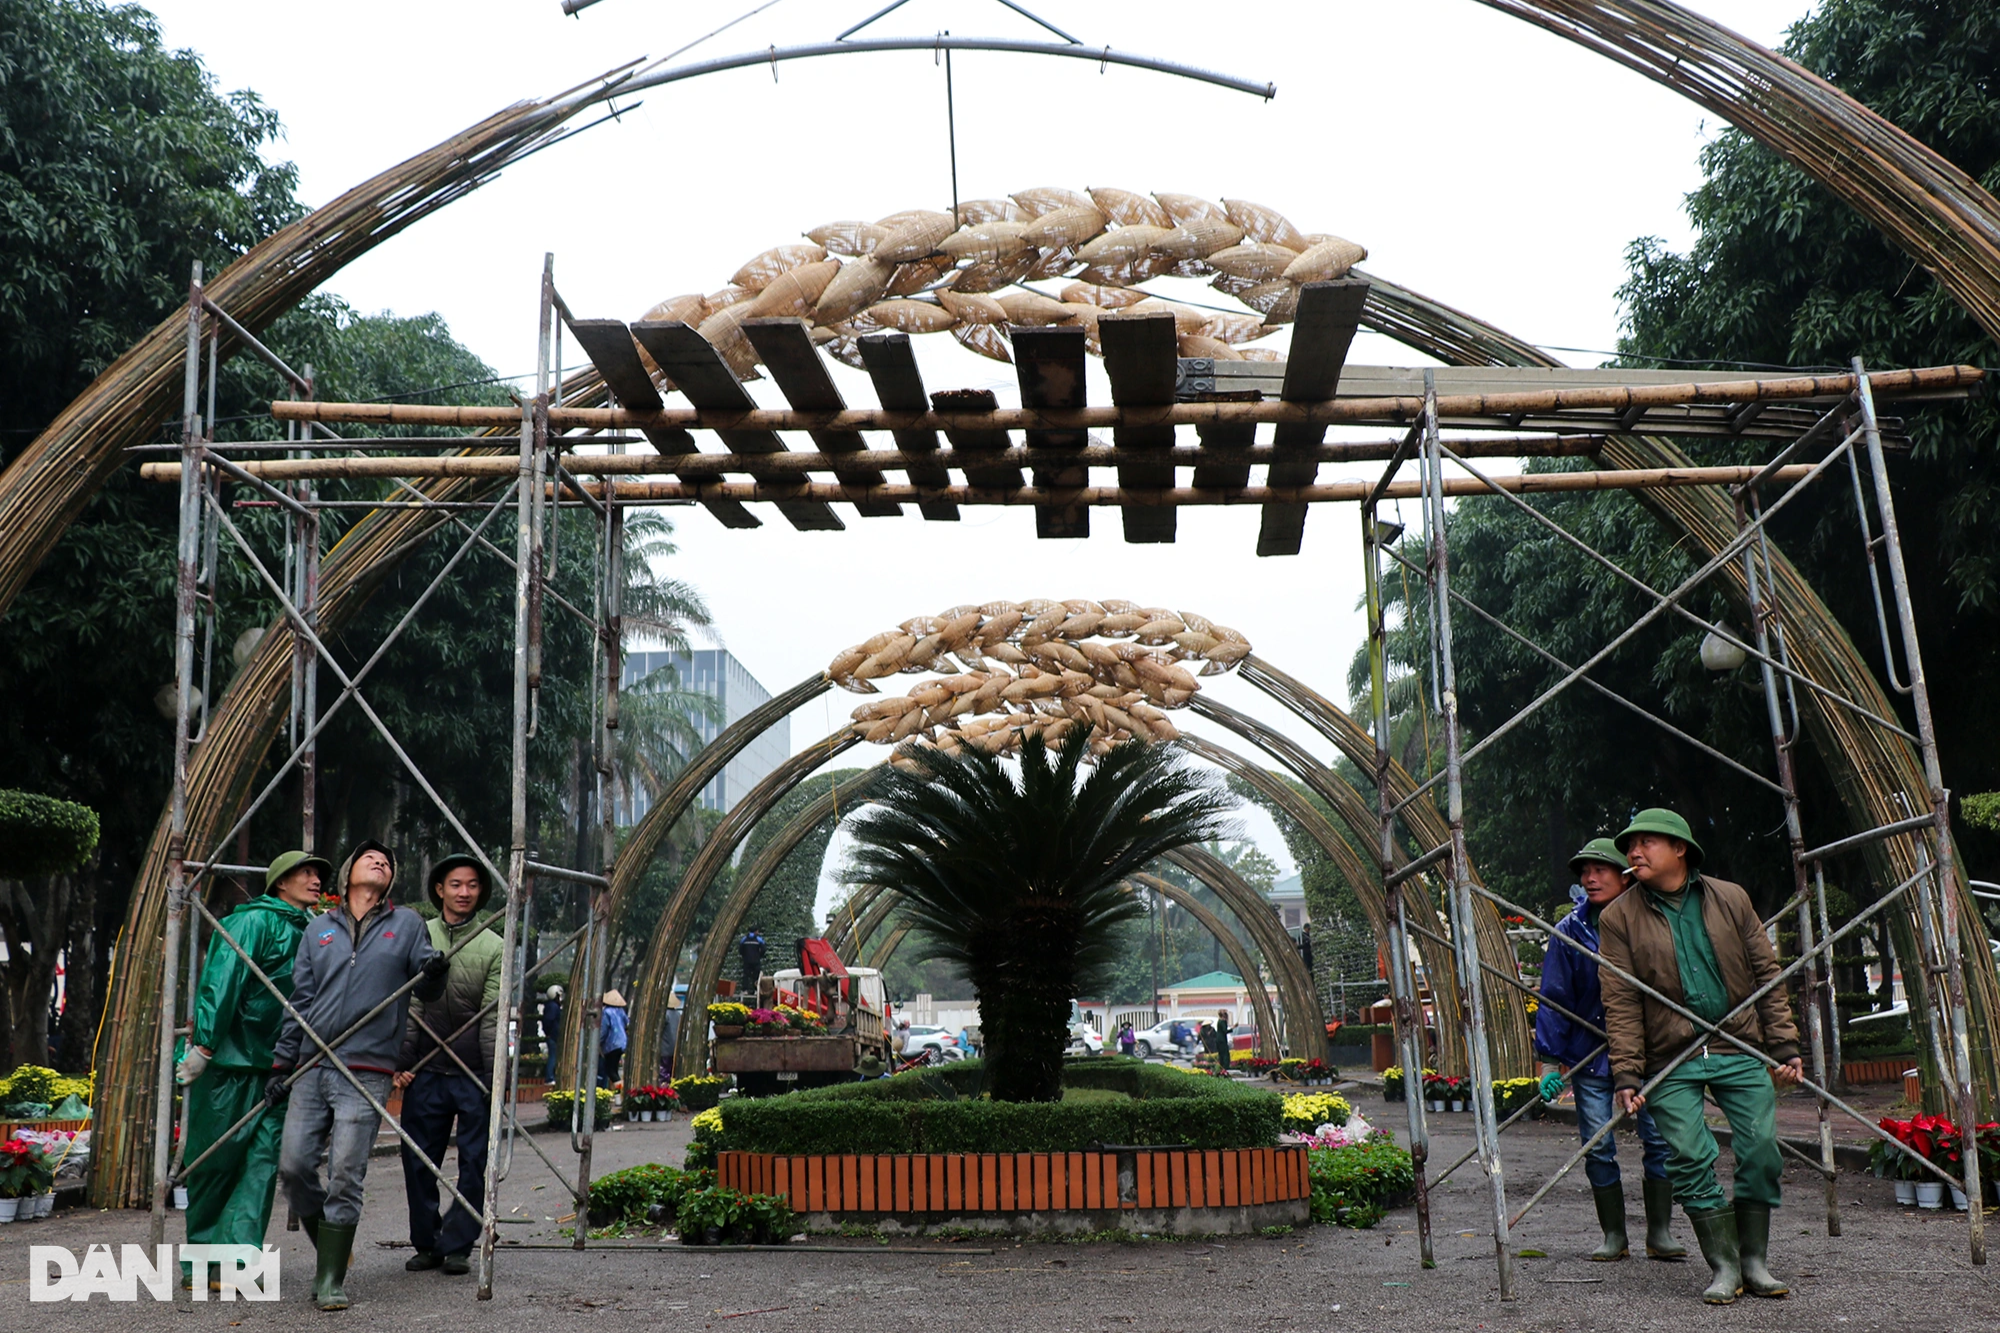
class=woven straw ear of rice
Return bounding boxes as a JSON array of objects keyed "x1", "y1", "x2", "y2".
[
  {"x1": 950, "y1": 253, "x2": 1038, "y2": 293},
  {"x1": 955, "y1": 197, "x2": 1025, "y2": 224},
  {"x1": 863, "y1": 718, "x2": 899, "y2": 743},
  {"x1": 807, "y1": 220, "x2": 891, "y2": 256},
  {"x1": 1126, "y1": 298, "x2": 1207, "y2": 336},
  {"x1": 994, "y1": 291, "x2": 1072, "y2": 326},
  {"x1": 978, "y1": 597, "x2": 1021, "y2": 618},
  {"x1": 1073, "y1": 252, "x2": 1178, "y2": 288},
  {"x1": 1062, "y1": 598, "x2": 1105, "y2": 615},
  {"x1": 937, "y1": 290, "x2": 1009, "y2": 324},
  {"x1": 806, "y1": 324, "x2": 841, "y2": 344},
  {"x1": 706, "y1": 285, "x2": 757, "y2": 311},
  {"x1": 1282, "y1": 236, "x2": 1368, "y2": 284},
  {"x1": 1074, "y1": 225, "x2": 1175, "y2": 265},
  {"x1": 1178, "y1": 611, "x2": 1215, "y2": 634},
  {"x1": 1221, "y1": 198, "x2": 1308, "y2": 251},
  {"x1": 1235, "y1": 278, "x2": 1302, "y2": 318},
  {"x1": 886, "y1": 257, "x2": 955, "y2": 297},
  {"x1": 1057, "y1": 611, "x2": 1105, "y2": 638},
  {"x1": 1178, "y1": 334, "x2": 1243, "y2": 360},
  {"x1": 875, "y1": 207, "x2": 945, "y2": 229},
  {"x1": 1152, "y1": 217, "x2": 1245, "y2": 260},
  {"x1": 828, "y1": 646, "x2": 868, "y2": 677},
  {"x1": 1057, "y1": 303, "x2": 1105, "y2": 333},
  {"x1": 1026, "y1": 246, "x2": 1080, "y2": 281},
  {"x1": 936, "y1": 611, "x2": 984, "y2": 647},
  {"x1": 939, "y1": 220, "x2": 1030, "y2": 263},
  {"x1": 1155, "y1": 192, "x2": 1226, "y2": 225},
  {"x1": 1097, "y1": 611, "x2": 1147, "y2": 635},
  {"x1": 1077, "y1": 642, "x2": 1121, "y2": 670},
  {"x1": 1173, "y1": 630, "x2": 1221, "y2": 655},
  {"x1": 731, "y1": 243, "x2": 829, "y2": 292},
  {"x1": 747, "y1": 259, "x2": 840, "y2": 318},
  {"x1": 815, "y1": 255, "x2": 895, "y2": 324},
  {"x1": 696, "y1": 301, "x2": 756, "y2": 364},
  {"x1": 1208, "y1": 273, "x2": 1262, "y2": 301},
  {"x1": 1020, "y1": 204, "x2": 1108, "y2": 249},
  {"x1": 984, "y1": 642, "x2": 1029, "y2": 666},
  {"x1": 1059, "y1": 282, "x2": 1148, "y2": 309},
  {"x1": 1237, "y1": 347, "x2": 1283, "y2": 362},
  {"x1": 1088, "y1": 187, "x2": 1172, "y2": 229},
  {"x1": 642, "y1": 293, "x2": 711, "y2": 325},
  {"x1": 1019, "y1": 606, "x2": 1067, "y2": 642},
  {"x1": 1134, "y1": 617, "x2": 1188, "y2": 643},
  {"x1": 903, "y1": 614, "x2": 943, "y2": 636},
  {"x1": 821, "y1": 336, "x2": 866, "y2": 370},
  {"x1": 1011, "y1": 186, "x2": 1094, "y2": 218},
  {"x1": 1098, "y1": 598, "x2": 1140, "y2": 614},
  {"x1": 1205, "y1": 241, "x2": 1300, "y2": 282},
  {"x1": 876, "y1": 211, "x2": 958, "y2": 264},
  {"x1": 952, "y1": 322, "x2": 1012, "y2": 363},
  {"x1": 859, "y1": 300, "x2": 958, "y2": 335},
  {"x1": 1195, "y1": 311, "x2": 1273, "y2": 344}
]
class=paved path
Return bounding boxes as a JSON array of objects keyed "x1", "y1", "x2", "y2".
[{"x1": 10, "y1": 1088, "x2": 1991, "y2": 1330}]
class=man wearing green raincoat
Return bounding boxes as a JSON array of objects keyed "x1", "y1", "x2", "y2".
[{"x1": 174, "y1": 850, "x2": 329, "y2": 1284}]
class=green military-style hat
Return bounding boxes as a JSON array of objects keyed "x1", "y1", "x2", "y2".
[
  {"x1": 1615, "y1": 808, "x2": 1704, "y2": 867},
  {"x1": 1567, "y1": 837, "x2": 1628, "y2": 876},
  {"x1": 265, "y1": 849, "x2": 334, "y2": 893}
]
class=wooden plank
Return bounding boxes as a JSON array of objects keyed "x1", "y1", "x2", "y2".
[
  {"x1": 743, "y1": 319, "x2": 900, "y2": 518},
  {"x1": 1104, "y1": 1154, "x2": 1125, "y2": 1209},
  {"x1": 1084, "y1": 1152, "x2": 1103, "y2": 1210},
  {"x1": 999, "y1": 1155, "x2": 1017, "y2": 1212},
  {"x1": 630, "y1": 320, "x2": 843, "y2": 532},
  {"x1": 1192, "y1": 422, "x2": 1255, "y2": 491},
  {"x1": 947, "y1": 1155, "x2": 963, "y2": 1212},
  {"x1": 893, "y1": 1155, "x2": 910, "y2": 1213},
  {"x1": 1032, "y1": 1153, "x2": 1050, "y2": 1211},
  {"x1": 1100, "y1": 311, "x2": 1179, "y2": 543},
  {"x1": 1047, "y1": 1152, "x2": 1067, "y2": 1213},
  {"x1": 856, "y1": 332, "x2": 957, "y2": 521},
  {"x1": 1169, "y1": 1151, "x2": 1188, "y2": 1208},
  {"x1": 1012, "y1": 325, "x2": 1089, "y2": 538},
  {"x1": 1067, "y1": 1152, "x2": 1086, "y2": 1210},
  {"x1": 979, "y1": 1154, "x2": 997, "y2": 1211},
  {"x1": 910, "y1": 1155, "x2": 930, "y2": 1213},
  {"x1": 808, "y1": 1156, "x2": 825, "y2": 1213},
  {"x1": 1221, "y1": 1151, "x2": 1240, "y2": 1207},
  {"x1": 1134, "y1": 1153, "x2": 1155, "y2": 1209},
  {"x1": 1152, "y1": 1154, "x2": 1171, "y2": 1210},
  {"x1": 841, "y1": 1155, "x2": 859, "y2": 1211},
  {"x1": 877, "y1": 1158, "x2": 893, "y2": 1214},
  {"x1": 859, "y1": 1154, "x2": 877, "y2": 1211},
  {"x1": 1258, "y1": 279, "x2": 1369, "y2": 557}
]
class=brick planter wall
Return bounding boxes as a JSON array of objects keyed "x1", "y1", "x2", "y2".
[{"x1": 718, "y1": 1145, "x2": 1310, "y2": 1234}]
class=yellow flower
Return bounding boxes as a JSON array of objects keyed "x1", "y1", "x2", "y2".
[{"x1": 691, "y1": 1106, "x2": 725, "y2": 1136}]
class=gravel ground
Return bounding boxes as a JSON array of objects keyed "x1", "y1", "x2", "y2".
[{"x1": 8, "y1": 1092, "x2": 1993, "y2": 1331}]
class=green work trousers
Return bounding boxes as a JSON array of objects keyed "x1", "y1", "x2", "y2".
[
  {"x1": 1642, "y1": 1050, "x2": 1783, "y2": 1212},
  {"x1": 183, "y1": 1068, "x2": 283, "y2": 1249}
]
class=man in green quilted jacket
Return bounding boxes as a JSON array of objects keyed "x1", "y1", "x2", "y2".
[{"x1": 174, "y1": 850, "x2": 329, "y2": 1285}]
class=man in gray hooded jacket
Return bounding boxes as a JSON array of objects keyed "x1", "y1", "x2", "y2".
[{"x1": 270, "y1": 840, "x2": 446, "y2": 1310}]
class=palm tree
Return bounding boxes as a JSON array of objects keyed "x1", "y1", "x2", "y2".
[{"x1": 842, "y1": 730, "x2": 1238, "y2": 1102}]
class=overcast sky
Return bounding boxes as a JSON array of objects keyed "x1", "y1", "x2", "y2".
[{"x1": 145, "y1": 0, "x2": 1810, "y2": 903}]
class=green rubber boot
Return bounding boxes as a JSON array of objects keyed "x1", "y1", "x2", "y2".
[
  {"x1": 1642, "y1": 1177, "x2": 1688, "y2": 1259},
  {"x1": 1589, "y1": 1184, "x2": 1630, "y2": 1261},
  {"x1": 1734, "y1": 1200, "x2": 1789, "y2": 1298},
  {"x1": 312, "y1": 1222, "x2": 356, "y2": 1311},
  {"x1": 1686, "y1": 1207, "x2": 1743, "y2": 1305}
]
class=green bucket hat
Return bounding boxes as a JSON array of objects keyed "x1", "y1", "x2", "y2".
[
  {"x1": 1567, "y1": 837, "x2": 1628, "y2": 876},
  {"x1": 265, "y1": 849, "x2": 334, "y2": 893},
  {"x1": 1615, "y1": 808, "x2": 1704, "y2": 868}
]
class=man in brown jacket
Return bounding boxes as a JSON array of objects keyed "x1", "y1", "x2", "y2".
[{"x1": 1598, "y1": 809, "x2": 1802, "y2": 1305}]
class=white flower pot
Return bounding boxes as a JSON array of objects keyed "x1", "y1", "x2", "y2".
[
  {"x1": 37, "y1": 1193, "x2": 54, "y2": 1218},
  {"x1": 1950, "y1": 1185, "x2": 1969, "y2": 1211},
  {"x1": 0, "y1": 1199, "x2": 18, "y2": 1223},
  {"x1": 1894, "y1": 1179, "x2": 1916, "y2": 1206},
  {"x1": 173, "y1": 1185, "x2": 189, "y2": 1210},
  {"x1": 1915, "y1": 1181, "x2": 1946, "y2": 1209},
  {"x1": 1450, "y1": 1100, "x2": 1465, "y2": 1113},
  {"x1": 1427, "y1": 1100, "x2": 1443, "y2": 1113}
]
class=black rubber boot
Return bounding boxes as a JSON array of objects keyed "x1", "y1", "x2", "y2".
[
  {"x1": 312, "y1": 1222, "x2": 356, "y2": 1311},
  {"x1": 1589, "y1": 1183, "x2": 1630, "y2": 1261},
  {"x1": 1642, "y1": 1177, "x2": 1688, "y2": 1259},
  {"x1": 440, "y1": 1251, "x2": 471, "y2": 1276},
  {"x1": 1686, "y1": 1207, "x2": 1743, "y2": 1305},
  {"x1": 404, "y1": 1251, "x2": 443, "y2": 1273},
  {"x1": 1734, "y1": 1200, "x2": 1789, "y2": 1298}
]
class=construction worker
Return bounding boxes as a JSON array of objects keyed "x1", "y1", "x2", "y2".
[
  {"x1": 1534, "y1": 838, "x2": 1685, "y2": 1263},
  {"x1": 1599, "y1": 809, "x2": 1802, "y2": 1305},
  {"x1": 173, "y1": 850, "x2": 329, "y2": 1289},
  {"x1": 396, "y1": 854, "x2": 503, "y2": 1277},
  {"x1": 270, "y1": 840, "x2": 447, "y2": 1310}
]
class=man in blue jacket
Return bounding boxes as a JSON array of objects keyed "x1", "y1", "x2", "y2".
[
  {"x1": 270, "y1": 840, "x2": 447, "y2": 1310},
  {"x1": 1535, "y1": 838, "x2": 1685, "y2": 1264}
]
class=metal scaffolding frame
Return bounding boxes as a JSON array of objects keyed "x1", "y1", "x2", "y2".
[
  {"x1": 1360, "y1": 366, "x2": 1989, "y2": 1299},
  {"x1": 153, "y1": 257, "x2": 624, "y2": 1300}
]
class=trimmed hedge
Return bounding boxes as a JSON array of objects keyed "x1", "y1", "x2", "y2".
[
  {"x1": 714, "y1": 1057, "x2": 1281, "y2": 1155},
  {"x1": 0, "y1": 790, "x2": 98, "y2": 879}
]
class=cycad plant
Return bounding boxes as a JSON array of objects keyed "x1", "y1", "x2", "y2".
[{"x1": 843, "y1": 729, "x2": 1237, "y2": 1102}]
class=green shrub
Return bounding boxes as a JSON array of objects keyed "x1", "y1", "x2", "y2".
[
  {"x1": 712, "y1": 1057, "x2": 1281, "y2": 1155},
  {"x1": 0, "y1": 791, "x2": 99, "y2": 879},
  {"x1": 676, "y1": 1184, "x2": 796, "y2": 1245},
  {"x1": 588, "y1": 1163, "x2": 689, "y2": 1226},
  {"x1": 671, "y1": 1074, "x2": 728, "y2": 1112},
  {"x1": 1308, "y1": 1135, "x2": 1414, "y2": 1229},
  {"x1": 544, "y1": 1088, "x2": 614, "y2": 1129}
]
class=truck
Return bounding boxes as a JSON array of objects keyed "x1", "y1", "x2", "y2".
[{"x1": 711, "y1": 937, "x2": 895, "y2": 1095}]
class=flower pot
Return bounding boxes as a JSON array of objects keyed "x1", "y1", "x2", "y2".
[
  {"x1": 714, "y1": 1025, "x2": 745, "y2": 1039},
  {"x1": 173, "y1": 1186, "x2": 189, "y2": 1210},
  {"x1": 0, "y1": 1199, "x2": 17, "y2": 1223},
  {"x1": 1450, "y1": 1100, "x2": 1465, "y2": 1113},
  {"x1": 1895, "y1": 1179, "x2": 1917, "y2": 1206},
  {"x1": 1915, "y1": 1181, "x2": 1946, "y2": 1209},
  {"x1": 1427, "y1": 1099, "x2": 1443, "y2": 1113},
  {"x1": 1950, "y1": 1185, "x2": 1969, "y2": 1211},
  {"x1": 36, "y1": 1193, "x2": 54, "y2": 1218}
]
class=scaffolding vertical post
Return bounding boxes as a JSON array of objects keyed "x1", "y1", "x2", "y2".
[
  {"x1": 1739, "y1": 492, "x2": 1839, "y2": 1234},
  {"x1": 1854, "y1": 361, "x2": 1984, "y2": 1264},
  {"x1": 1421, "y1": 371, "x2": 1514, "y2": 1300},
  {"x1": 299, "y1": 366, "x2": 321, "y2": 852},
  {"x1": 153, "y1": 262, "x2": 206, "y2": 1248},
  {"x1": 1365, "y1": 495, "x2": 1433, "y2": 1268}
]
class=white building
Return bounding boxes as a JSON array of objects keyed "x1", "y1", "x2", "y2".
[{"x1": 621, "y1": 649, "x2": 787, "y2": 818}]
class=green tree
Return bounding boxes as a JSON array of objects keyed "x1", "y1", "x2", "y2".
[{"x1": 841, "y1": 732, "x2": 1235, "y2": 1102}]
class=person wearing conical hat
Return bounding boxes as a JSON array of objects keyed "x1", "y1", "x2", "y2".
[
  {"x1": 1534, "y1": 837, "x2": 1685, "y2": 1265},
  {"x1": 395, "y1": 853, "x2": 503, "y2": 1277},
  {"x1": 599, "y1": 989, "x2": 630, "y2": 1090},
  {"x1": 1598, "y1": 809, "x2": 1802, "y2": 1305}
]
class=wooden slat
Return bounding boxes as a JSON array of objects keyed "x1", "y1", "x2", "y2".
[
  {"x1": 856, "y1": 332, "x2": 957, "y2": 521},
  {"x1": 1032, "y1": 1153, "x2": 1050, "y2": 1211},
  {"x1": 1000, "y1": 1155, "x2": 1017, "y2": 1211},
  {"x1": 1101, "y1": 311, "x2": 1179, "y2": 543},
  {"x1": 1135, "y1": 1153, "x2": 1155, "y2": 1208},
  {"x1": 630, "y1": 320, "x2": 843, "y2": 532},
  {"x1": 1012, "y1": 325, "x2": 1089, "y2": 538},
  {"x1": 808, "y1": 1156, "x2": 825, "y2": 1213},
  {"x1": 1169, "y1": 1150, "x2": 1188, "y2": 1208},
  {"x1": 1048, "y1": 1152, "x2": 1067, "y2": 1213},
  {"x1": 1257, "y1": 279, "x2": 1370, "y2": 557},
  {"x1": 840, "y1": 1155, "x2": 859, "y2": 1210},
  {"x1": 1067, "y1": 1152, "x2": 1086, "y2": 1209},
  {"x1": 1152, "y1": 1154, "x2": 1171, "y2": 1210},
  {"x1": 1104, "y1": 1154, "x2": 1124, "y2": 1209},
  {"x1": 877, "y1": 1157, "x2": 893, "y2": 1214},
  {"x1": 1221, "y1": 1151, "x2": 1240, "y2": 1207},
  {"x1": 743, "y1": 319, "x2": 900, "y2": 518},
  {"x1": 893, "y1": 1155, "x2": 910, "y2": 1213},
  {"x1": 980, "y1": 1154, "x2": 997, "y2": 1211},
  {"x1": 1084, "y1": 1152, "x2": 1102, "y2": 1210},
  {"x1": 859, "y1": 1153, "x2": 877, "y2": 1211},
  {"x1": 947, "y1": 1155, "x2": 964, "y2": 1212},
  {"x1": 911, "y1": 1155, "x2": 930, "y2": 1213}
]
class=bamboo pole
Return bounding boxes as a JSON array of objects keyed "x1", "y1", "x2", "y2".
[{"x1": 266, "y1": 365, "x2": 1981, "y2": 433}]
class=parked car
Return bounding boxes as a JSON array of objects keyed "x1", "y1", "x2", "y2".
[
  {"x1": 1065, "y1": 1023, "x2": 1104, "y2": 1057},
  {"x1": 900, "y1": 1024, "x2": 962, "y2": 1058},
  {"x1": 1132, "y1": 1019, "x2": 1197, "y2": 1060}
]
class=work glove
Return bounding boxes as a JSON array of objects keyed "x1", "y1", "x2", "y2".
[
  {"x1": 422, "y1": 952, "x2": 451, "y2": 981},
  {"x1": 175, "y1": 1046, "x2": 211, "y2": 1086},
  {"x1": 1537, "y1": 1068, "x2": 1565, "y2": 1102},
  {"x1": 265, "y1": 1074, "x2": 291, "y2": 1107}
]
